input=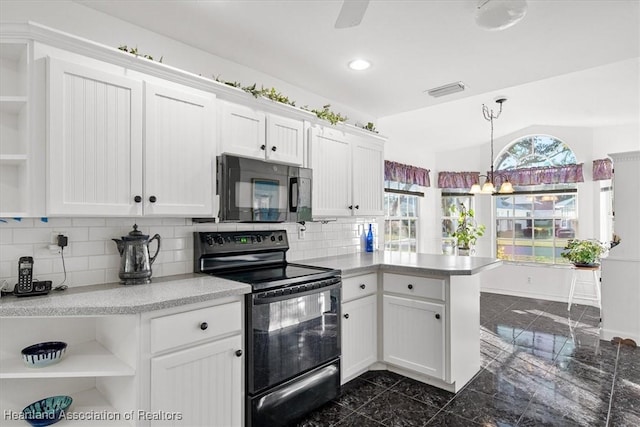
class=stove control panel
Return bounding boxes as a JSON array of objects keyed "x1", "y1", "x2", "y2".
[{"x1": 195, "y1": 230, "x2": 289, "y2": 255}]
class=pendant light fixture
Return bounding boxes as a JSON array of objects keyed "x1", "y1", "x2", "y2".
[{"x1": 469, "y1": 98, "x2": 514, "y2": 195}]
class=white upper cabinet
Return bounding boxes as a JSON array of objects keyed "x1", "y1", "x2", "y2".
[
  {"x1": 220, "y1": 101, "x2": 304, "y2": 165},
  {"x1": 47, "y1": 57, "x2": 216, "y2": 217},
  {"x1": 309, "y1": 125, "x2": 384, "y2": 217},
  {"x1": 309, "y1": 126, "x2": 352, "y2": 217},
  {"x1": 144, "y1": 82, "x2": 215, "y2": 216},
  {"x1": 47, "y1": 57, "x2": 144, "y2": 216},
  {"x1": 352, "y1": 136, "x2": 384, "y2": 216}
]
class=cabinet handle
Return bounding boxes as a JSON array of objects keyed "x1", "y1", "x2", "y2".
[
  {"x1": 271, "y1": 146, "x2": 277, "y2": 152},
  {"x1": 435, "y1": 314, "x2": 441, "y2": 320},
  {"x1": 343, "y1": 313, "x2": 349, "y2": 319},
  {"x1": 408, "y1": 284, "x2": 414, "y2": 290},
  {"x1": 149, "y1": 195, "x2": 157, "y2": 203},
  {"x1": 355, "y1": 205, "x2": 360, "y2": 210},
  {"x1": 360, "y1": 284, "x2": 366, "y2": 289},
  {"x1": 134, "y1": 195, "x2": 142, "y2": 203},
  {"x1": 348, "y1": 205, "x2": 353, "y2": 210},
  {"x1": 260, "y1": 144, "x2": 266, "y2": 150},
  {"x1": 235, "y1": 349, "x2": 243, "y2": 357},
  {"x1": 200, "y1": 322, "x2": 208, "y2": 330}
]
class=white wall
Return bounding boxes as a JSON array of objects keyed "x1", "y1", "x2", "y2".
[
  {"x1": 0, "y1": 217, "x2": 378, "y2": 291},
  {"x1": 0, "y1": 0, "x2": 373, "y2": 126}
]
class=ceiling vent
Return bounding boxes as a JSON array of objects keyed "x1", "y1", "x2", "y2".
[{"x1": 426, "y1": 81, "x2": 466, "y2": 98}]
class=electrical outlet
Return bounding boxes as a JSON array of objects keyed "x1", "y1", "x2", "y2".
[
  {"x1": 298, "y1": 227, "x2": 305, "y2": 240},
  {"x1": 527, "y1": 276, "x2": 532, "y2": 284}
]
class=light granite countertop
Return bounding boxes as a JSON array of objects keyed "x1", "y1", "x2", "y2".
[
  {"x1": 303, "y1": 251, "x2": 503, "y2": 277},
  {"x1": 0, "y1": 252, "x2": 501, "y2": 317},
  {"x1": 0, "y1": 274, "x2": 251, "y2": 317}
]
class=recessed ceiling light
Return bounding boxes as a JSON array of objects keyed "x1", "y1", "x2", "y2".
[{"x1": 348, "y1": 59, "x2": 371, "y2": 71}]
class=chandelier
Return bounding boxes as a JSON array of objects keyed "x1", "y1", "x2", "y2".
[{"x1": 470, "y1": 98, "x2": 514, "y2": 195}]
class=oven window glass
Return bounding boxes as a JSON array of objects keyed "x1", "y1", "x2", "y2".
[{"x1": 249, "y1": 287, "x2": 340, "y2": 394}]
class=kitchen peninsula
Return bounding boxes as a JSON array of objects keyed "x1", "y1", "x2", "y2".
[{"x1": 0, "y1": 253, "x2": 500, "y2": 425}]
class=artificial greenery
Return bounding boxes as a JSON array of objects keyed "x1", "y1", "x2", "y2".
[
  {"x1": 450, "y1": 203, "x2": 485, "y2": 250},
  {"x1": 561, "y1": 239, "x2": 608, "y2": 265},
  {"x1": 118, "y1": 45, "x2": 163, "y2": 63},
  {"x1": 119, "y1": 45, "x2": 357, "y2": 127},
  {"x1": 308, "y1": 104, "x2": 348, "y2": 125}
]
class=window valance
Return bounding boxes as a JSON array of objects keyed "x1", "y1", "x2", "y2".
[
  {"x1": 592, "y1": 158, "x2": 613, "y2": 181},
  {"x1": 384, "y1": 161, "x2": 431, "y2": 187},
  {"x1": 494, "y1": 163, "x2": 584, "y2": 186},
  {"x1": 437, "y1": 172, "x2": 480, "y2": 189}
]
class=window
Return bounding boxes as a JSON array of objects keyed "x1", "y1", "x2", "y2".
[
  {"x1": 496, "y1": 192, "x2": 577, "y2": 264},
  {"x1": 384, "y1": 182, "x2": 420, "y2": 253},
  {"x1": 441, "y1": 193, "x2": 474, "y2": 238},
  {"x1": 494, "y1": 135, "x2": 579, "y2": 265}
]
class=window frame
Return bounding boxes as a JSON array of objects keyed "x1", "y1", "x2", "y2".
[{"x1": 383, "y1": 182, "x2": 422, "y2": 254}]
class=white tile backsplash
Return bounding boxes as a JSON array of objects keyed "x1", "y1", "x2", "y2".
[{"x1": 0, "y1": 217, "x2": 379, "y2": 289}]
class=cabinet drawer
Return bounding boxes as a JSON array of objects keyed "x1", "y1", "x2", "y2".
[
  {"x1": 343, "y1": 273, "x2": 377, "y2": 301},
  {"x1": 383, "y1": 273, "x2": 445, "y2": 301},
  {"x1": 150, "y1": 301, "x2": 241, "y2": 353}
]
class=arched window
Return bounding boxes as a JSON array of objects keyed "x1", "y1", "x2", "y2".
[
  {"x1": 495, "y1": 134, "x2": 576, "y2": 170},
  {"x1": 495, "y1": 135, "x2": 579, "y2": 265}
]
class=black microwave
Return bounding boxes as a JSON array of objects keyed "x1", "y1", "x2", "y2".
[{"x1": 213, "y1": 155, "x2": 312, "y2": 223}]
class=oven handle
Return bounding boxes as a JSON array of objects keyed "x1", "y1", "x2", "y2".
[{"x1": 253, "y1": 281, "x2": 341, "y2": 305}]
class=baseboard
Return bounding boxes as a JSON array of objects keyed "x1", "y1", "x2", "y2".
[
  {"x1": 481, "y1": 287, "x2": 599, "y2": 308},
  {"x1": 600, "y1": 327, "x2": 640, "y2": 343}
]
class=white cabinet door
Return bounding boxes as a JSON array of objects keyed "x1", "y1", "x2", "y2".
[
  {"x1": 266, "y1": 113, "x2": 303, "y2": 165},
  {"x1": 352, "y1": 137, "x2": 384, "y2": 216},
  {"x1": 47, "y1": 57, "x2": 143, "y2": 216},
  {"x1": 309, "y1": 126, "x2": 352, "y2": 216},
  {"x1": 144, "y1": 82, "x2": 215, "y2": 216},
  {"x1": 341, "y1": 294, "x2": 377, "y2": 384},
  {"x1": 151, "y1": 334, "x2": 243, "y2": 427},
  {"x1": 219, "y1": 101, "x2": 266, "y2": 159},
  {"x1": 383, "y1": 295, "x2": 445, "y2": 380}
]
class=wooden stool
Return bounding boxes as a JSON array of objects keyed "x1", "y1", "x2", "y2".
[{"x1": 567, "y1": 265, "x2": 601, "y2": 311}]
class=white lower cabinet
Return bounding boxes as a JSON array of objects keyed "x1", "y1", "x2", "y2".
[
  {"x1": 340, "y1": 273, "x2": 378, "y2": 384},
  {"x1": 143, "y1": 299, "x2": 243, "y2": 427},
  {"x1": 341, "y1": 294, "x2": 377, "y2": 383},
  {"x1": 383, "y1": 295, "x2": 445, "y2": 380},
  {"x1": 150, "y1": 335, "x2": 242, "y2": 427}
]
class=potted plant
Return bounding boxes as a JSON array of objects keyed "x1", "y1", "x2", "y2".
[
  {"x1": 561, "y1": 239, "x2": 609, "y2": 266},
  {"x1": 450, "y1": 203, "x2": 486, "y2": 255}
]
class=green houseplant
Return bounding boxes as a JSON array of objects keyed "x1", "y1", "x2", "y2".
[
  {"x1": 450, "y1": 203, "x2": 485, "y2": 255},
  {"x1": 561, "y1": 239, "x2": 609, "y2": 266}
]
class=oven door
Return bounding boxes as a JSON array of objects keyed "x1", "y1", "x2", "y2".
[
  {"x1": 247, "y1": 282, "x2": 341, "y2": 395},
  {"x1": 219, "y1": 155, "x2": 291, "y2": 222}
]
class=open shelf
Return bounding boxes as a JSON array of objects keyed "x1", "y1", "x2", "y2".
[
  {"x1": 0, "y1": 341, "x2": 136, "y2": 379},
  {"x1": 0, "y1": 96, "x2": 27, "y2": 113},
  {"x1": 1, "y1": 388, "x2": 133, "y2": 426},
  {"x1": 0, "y1": 154, "x2": 28, "y2": 165}
]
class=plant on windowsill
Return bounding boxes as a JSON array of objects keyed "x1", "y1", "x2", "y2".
[
  {"x1": 450, "y1": 203, "x2": 485, "y2": 256},
  {"x1": 560, "y1": 239, "x2": 609, "y2": 267}
]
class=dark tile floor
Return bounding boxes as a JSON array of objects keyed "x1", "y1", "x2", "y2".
[{"x1": 297, "y1": 292, "x2": 639, "y2": 426}]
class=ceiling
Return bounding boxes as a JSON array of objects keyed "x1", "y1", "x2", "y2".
[{"x1": 74, "y1": 0, "x2": 639, "y2": 121}]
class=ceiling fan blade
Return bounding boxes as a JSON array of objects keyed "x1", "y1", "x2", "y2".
[{"x1": 334, "y1": 0, "x2": 370, "y2": 29}]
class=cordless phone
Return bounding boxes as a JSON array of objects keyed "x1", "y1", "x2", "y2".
[
  {"x1": 17, "y1": 256, "x2": 34, "y2": 293},
  {"x1": 14, "y1": 257, "x2": 51, "y2": 297}
]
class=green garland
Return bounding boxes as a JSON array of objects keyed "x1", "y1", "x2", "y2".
[
  {"x1": 118, "y1": 45, "x2": 163, "y2": 63},
  {"x1": 307, "y1": 104, "x2": 348, "y2": 125},
  {"x1": 118, "y1": 45, "x2": 371, "y2": 128}
]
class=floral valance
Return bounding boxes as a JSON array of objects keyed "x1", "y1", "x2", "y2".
[
  {"x1": 437, "y1": 172, "x2": 480, "y2": 189},
  {"x1": 384, "y1": 161, "x2": 431, "y2": 187},
  {"x1": 493, "y1": 163, "x2": 584, "y2": 186},
  {"x1": 593, "y1": 158, "x2": 613, "y2": 181}
]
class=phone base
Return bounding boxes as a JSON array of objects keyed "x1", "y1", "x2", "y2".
[{"x1": 14, "y1": 280, "x2": 52, "y2": 297}]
